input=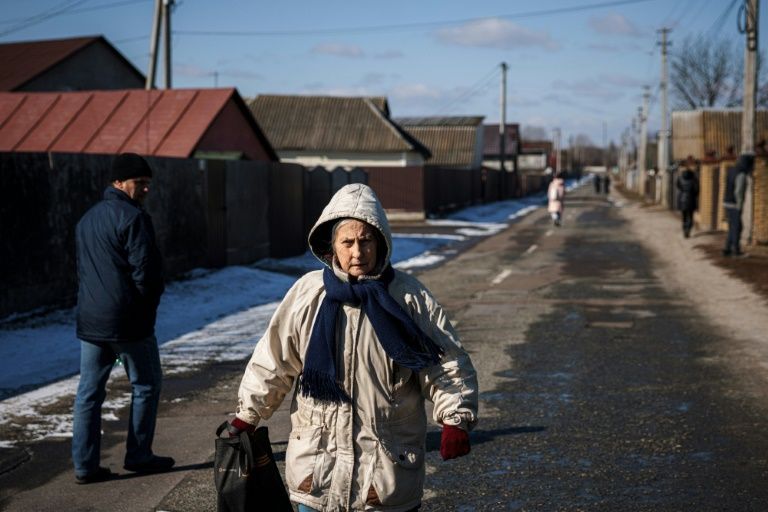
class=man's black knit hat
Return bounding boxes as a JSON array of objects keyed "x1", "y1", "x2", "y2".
[{"x1": 111, "y1": 153, "x2": 152, "y2": 182}]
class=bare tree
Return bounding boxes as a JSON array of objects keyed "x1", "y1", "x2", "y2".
[{"x1": 671, "y1": 36, "x2": 742, "y2": 109}]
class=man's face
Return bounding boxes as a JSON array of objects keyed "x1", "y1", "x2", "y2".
[
  {"x1": 332, "y1": 220, "x2": 378, "y2": 278},
  {"x1": 114, "y1": 177, "x2": 151, "y2": 203}
]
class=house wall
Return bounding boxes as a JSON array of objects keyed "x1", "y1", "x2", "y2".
[
  {"x1": 277, "y1": 150, "x2": 424, "y2": 168},
  {"x1": 197, "y1": 100, "x2": 275, "y2": 161},
  {"x1": 518, "y1": 153, "x2": 547, "y2": 170},
  {"x1": 20, "y1": 42, "x2": 144, "y2": 91}
]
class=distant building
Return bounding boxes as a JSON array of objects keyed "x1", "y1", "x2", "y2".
[
  {"x1": 0, "y1": 36, "x2": 145, "y2": 92},
  {"x1": 519, "y1": 140, "x2": 553, "y2": 172},
  {"x1": 394, "y1": 116, "x2": 484, "y2": 169},
  {"x1": 482, "y1": 123, "x2": 519, "y2": 171},
  {"x1": 0, "y1": 88, "x2": 277, "y2": 160},
  {"x1": 247, "y1": 94, "x2": 430, "y2": 168}
]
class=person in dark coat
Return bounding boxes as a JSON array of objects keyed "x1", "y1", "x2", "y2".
[
  {"x1": 603, "y1": 173, "x2": 611, "y2": 194},
  {"x1": 722, "y1": 153, "x2": 754, "y2": 256},
  {"x1": 72, "y1": 153, "x2": 174, "y2": 484},
  {"x1": 593, "y1": 173, "x2": 602, "y2": 193},
  {"x1": 676, "y1": 157, "x2": 700, "y2": 238}
]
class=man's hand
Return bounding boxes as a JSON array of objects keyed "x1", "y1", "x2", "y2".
[{"x1": 440, "y1": 424, "x2": 470, "y2": 460}]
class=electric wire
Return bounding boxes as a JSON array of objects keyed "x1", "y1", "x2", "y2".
[
  {"x1": 0, "y1": 0, "x2": 89, "y2": 37},
  {"x1": 174, "y1": 0, "x2": 660, "y2": 38},
  {"x1": 431, "y1": 66, "x2": 501, "y2": 116}
]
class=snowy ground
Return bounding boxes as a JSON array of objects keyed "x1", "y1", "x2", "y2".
[{"x1": 0, "y1": 181, "x2": 584, "y2": 446}]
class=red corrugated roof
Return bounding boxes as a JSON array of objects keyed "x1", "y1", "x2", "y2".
[
  {"x1": 0, "y1": 36, "x2": 101, "y2": 91},
  {"x1": 0, "y1": 88, "x2": 261, "y2": 158}
]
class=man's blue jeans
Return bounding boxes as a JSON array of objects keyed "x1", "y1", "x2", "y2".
[
  {"x1": 725, "y1": 207, "x2": 743, "y2": 253},
  {"x1": 72, "y1": 335, "x2": 162, "y2": 477}
]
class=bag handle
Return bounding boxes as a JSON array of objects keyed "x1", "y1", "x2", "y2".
[{"x1": 215, "y1": 421, "x2": 256, "y2": 474}]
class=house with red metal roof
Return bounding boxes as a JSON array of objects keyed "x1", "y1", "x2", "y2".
[
  {"x1": 0, "y1": 36, "x2": 145, "y2": 92},
  {"x1": 0, "y1": 88, "x2": 277, "y2": 161}
]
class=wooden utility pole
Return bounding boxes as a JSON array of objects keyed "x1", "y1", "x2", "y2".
[
  {"x1": 499, "y1": 62, "x2": 508, "y2": 199},
  {"x1": 742, "y1": 0, "x2": 759, "y2": 244},
  {"x1": 658, "y1": 27, "x2": 672, "y2": 206},
  {"x1": 603, "y1": 121, "x2": 608, "y2": 173},
  {"x1": 742, "y1": 0, "x2": 758, "y2": 155},
  {"x1": 163, "y1": 0, "x2": 174, "y2": 89},
  {"x1": 146, "y1": 0, "x2": 162, "y2": 89},
  {"x1": 638, "y1": 86, "x2": 650, "y2": 194}
]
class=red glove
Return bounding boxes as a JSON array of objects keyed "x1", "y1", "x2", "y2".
[
  {"x1": 440, "y1": 424, "x2": 470, "y2": 460},
  {"x1": 227, "y1": 417, "x2": 256, "y2": 437}
]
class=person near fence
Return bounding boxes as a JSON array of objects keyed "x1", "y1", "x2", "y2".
[
  {"x1": 676, "y1": 156, "x2": 700, "y2": 238},
  {"x1": 72, "y1": 153, "x2": 174, "y2": 484},
  {"x1": 593, "y1": 173, "x2": 602, "y2": 194},
  {"x1": 722, "y1": 153, "x2": 754, "y2": 257},
  {"x1": 547, "y1": 171, "x2": 566, "y2": 226},
  {"x1": 603, "y1": 173, "x2": 611, "y2": 194},
  {"x1": 229, "y1": 183, "x2": 479, "y2": 511}
]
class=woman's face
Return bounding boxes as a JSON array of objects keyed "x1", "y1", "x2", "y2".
[{"x1": 332, "y1": 220, "x2": 378, "y2": 277}]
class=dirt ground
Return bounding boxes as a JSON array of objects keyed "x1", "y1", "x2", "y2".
[{"x1": 619, "y1": 186, "x2": 768, "y2": 303}]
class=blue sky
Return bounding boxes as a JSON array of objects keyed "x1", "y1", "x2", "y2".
[{"x1": 1, "y1": 0, "x2": 763, "y2": 147}]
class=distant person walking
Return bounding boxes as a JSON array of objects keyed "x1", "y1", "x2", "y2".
[
  {"x1": 548, "y1": 172, "x2": 566, "y2": 226},
  {"x1": 722, "y1": 153, "x2": 754, "y2": 257},
  {"x1": 603, "y1": 173, "x2": 611, "y2": 194},
  {"x1": 676, "y1": 157, "x2": 700, "y2": 238},
  {"x1": 72, "y1": 153, "x2": 174, "y2": 484},
  {"x1": 593, "y1": 173, "x2": 602, "y2": 194}
]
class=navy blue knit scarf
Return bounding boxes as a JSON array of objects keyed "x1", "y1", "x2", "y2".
[{"x1": 299, "y1": 265, "x2": 444, "y2": 403}]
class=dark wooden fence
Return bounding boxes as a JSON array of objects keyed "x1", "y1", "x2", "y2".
[
  {"x1": 1, "y1": 152, "x2": 549, "y2": 318},
  {"x1": 0, "y1": 152, "x2": 365, "y2": 319}
]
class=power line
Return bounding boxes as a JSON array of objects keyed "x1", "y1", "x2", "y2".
[
  {"x1": 704, "y1": 0, "x2": 739, "y2": 39},
  {"x1": 432, "y1": 66, "x2": 501, "y2": 116},
  {"x1": 175, "y1": 0, "x2": 660, "y2": 38},
  {"x1": 0, "y1": 0, "x2": 89, "y2": 37},
  {"x1": 0, "y1": 0, "x2": 152, "y2": 25}
]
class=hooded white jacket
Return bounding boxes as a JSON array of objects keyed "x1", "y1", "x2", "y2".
[{"x1": 236, "y1": 183, "x2": 478, "y2": 511}]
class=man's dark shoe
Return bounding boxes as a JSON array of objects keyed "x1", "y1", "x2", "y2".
[
  {"x1": 722, "y1": 249, "x2": 732, "y2": 257},
  {"x1": 75, "y1": 466, "x2": 115, "y2": 485},
  {"x1": 124, "y1": 455, "x2": 175, "y2": 474}
]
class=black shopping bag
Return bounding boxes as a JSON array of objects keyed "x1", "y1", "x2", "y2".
[{"x1": 214, "y1": 421, "x2": 293, "y2": 512}]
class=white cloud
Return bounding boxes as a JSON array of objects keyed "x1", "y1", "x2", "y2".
[
  {"x1": 588, "y1": 13, "x2": 643, "y2": 37},
  {"x1": 435, "y1": 18, "x2": 559, "y2": 51},
  {"x1": 552, "y1": 78, "x2": 626, "y2": 102},
  {"x1": 311, "y1": 42, "x2": 364, "y2": 58},
  {"x1": 389, "y1": 83, "x2": 443, "y2": 101}
]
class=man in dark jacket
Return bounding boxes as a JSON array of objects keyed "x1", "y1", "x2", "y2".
[
  {"x1": 676, "y1": 156, "x2": 700, "y2": 238},
  {"x1": 722, "y1": 153, "x2": 754, "y2": 256},
  {"x1": 72, "y1": 153, "x2": 174, "y2": 484}
]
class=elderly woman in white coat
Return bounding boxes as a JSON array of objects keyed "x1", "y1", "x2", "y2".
[{"x1": 229, "y1": 183, "x2": 478, "y2": 511}]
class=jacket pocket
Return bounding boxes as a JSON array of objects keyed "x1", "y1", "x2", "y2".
[
  {"x1": 369, "y1": 438, "x2": 425, "y2": 506},
  {"x1": 285, "y1": 424, "x2": 324, "y2": 495}
]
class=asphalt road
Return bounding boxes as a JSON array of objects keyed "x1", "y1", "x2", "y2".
[{"x1": 2, "y1": 184, "x2": 768, "y2": 511}]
